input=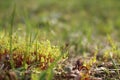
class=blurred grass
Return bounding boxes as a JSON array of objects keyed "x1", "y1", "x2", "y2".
[
  {"x1": 1, "y1": 0, "x2": 120, "y2": 55},
  {"x1": 0, "y1": 0, "x2": 120, "y2": 80}
]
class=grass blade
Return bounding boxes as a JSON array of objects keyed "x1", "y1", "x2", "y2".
[{"x1": 9, "y1": 3, "x2": 16, "y2": 69}]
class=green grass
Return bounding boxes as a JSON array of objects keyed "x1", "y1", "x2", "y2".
[
  {"x1": 9, "y1": 3, "x2": 16, "y2": 69},
  {"x1": 0, "y1": 0, "x2": 120, "y2": 80}
]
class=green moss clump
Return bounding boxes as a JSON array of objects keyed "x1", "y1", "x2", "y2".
[{"x1": 0, "y1": 32, "x2": 61, "y2": 70}]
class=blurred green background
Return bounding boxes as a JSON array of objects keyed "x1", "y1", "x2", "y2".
[{"x1": 0, "y1": 0, "x2": 120, "y2": 54}]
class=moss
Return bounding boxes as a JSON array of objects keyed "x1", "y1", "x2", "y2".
[{"x1": 0, "y1": 32, "x2": 61, "y2": 70}]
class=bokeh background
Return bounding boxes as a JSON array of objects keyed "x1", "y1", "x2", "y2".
[{"x1": 0, "y1": 0, "x2": 120, "y2": 55}]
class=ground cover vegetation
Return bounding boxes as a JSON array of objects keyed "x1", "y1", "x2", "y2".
[{"x1": 0, "y1": 0, "x2": 120, "y2": 80}]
